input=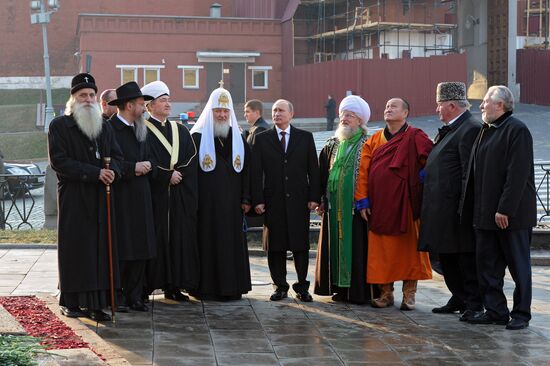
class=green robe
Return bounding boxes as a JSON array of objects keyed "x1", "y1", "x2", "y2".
[{"x1": 327, "y1": 131, "x2": 364, "y2": 287}]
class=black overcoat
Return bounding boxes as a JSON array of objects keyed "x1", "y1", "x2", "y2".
[
  {"x1": 146, "y1": 117, "x2": 200, "y2": 291},
  {"x1": 460, "y1": 112, "x2": 537, "y2": 230},
  {"x1": 418, "y1": 111, "x2": 481, "y2": 253},
  {"x1": 246, "y1": 117, "x2": 270, "y2": 146},
  {"x1": 191, "y1": 130, "x2": 252, "y2": 297},
  {"x1": 108, "y1": 116, "x2": 156, "y2": 261},
  {"x1": 48, "y1": 115, "x2": 121, "y2": 293},
  {"x1": 250, "y1": 125, "x2": 321, "y2": 251}
]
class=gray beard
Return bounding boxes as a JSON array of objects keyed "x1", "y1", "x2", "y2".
[
  {"x1": 335, "y1": 125, "x2": 359, "y2": 141},
  {"x1": 213, "y1": 121, "x2": 230, "y2": 138},
  {"x1": 134, "y1": 114, "x2": 148, "y2": 142},
  {"x1": 73, "y1": 102, "x2": 103, "y2": 140}
]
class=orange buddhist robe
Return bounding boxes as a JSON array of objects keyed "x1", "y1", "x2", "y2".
[{"x1": 355, "y1": 129, "x2": 432, "y2": 284}]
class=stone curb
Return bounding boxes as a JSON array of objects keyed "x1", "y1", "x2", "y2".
[
  {"x1": 39, "y1": 295, "x2": 131, "y2": 366},
  {"x1": 0, "y1": 304, "x2": 26, "y2": 335}
]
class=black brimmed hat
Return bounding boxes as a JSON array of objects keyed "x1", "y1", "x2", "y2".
[
  {"x1": 108, "y1": 81, "x2": 154, "y2": 106},
  {"x1": 71, "y1": 73, "x2": 97, "y2": 94}
]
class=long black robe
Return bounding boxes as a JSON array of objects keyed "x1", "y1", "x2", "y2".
[
  {"x1": 109, "y1": 116, "x2": 156, "y2": 261},
  {"x1": 48, "y1": 115, "x2": 121, "y2": 309},
  {"x1": 191, "y1": 130, "x2": 252, "y2": 299},
  {"x1": 314, "y1": 136, "x2": 376, "y2": 304},
  {"x1": 146, "y1": 117, "x2": 200, "y2": 292}
]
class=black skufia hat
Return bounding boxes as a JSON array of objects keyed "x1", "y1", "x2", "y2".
[
  {"x1": 108, "y1": 81, "x2": 154, "y2": 106},
  {"x1": 71, "y1": 73, "x2": 97, "y2": 94}
]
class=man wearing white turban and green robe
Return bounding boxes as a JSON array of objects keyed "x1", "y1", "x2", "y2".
[{"x1": 314, "y1": 95, "x2": 378, "y2": 304}]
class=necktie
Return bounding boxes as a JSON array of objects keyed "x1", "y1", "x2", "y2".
[{"x1": 280, "y1": 131, "x2": 286, "y2": 153}]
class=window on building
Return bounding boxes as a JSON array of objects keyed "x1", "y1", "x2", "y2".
[
  {"x1": 144, "y1": 68, "x2": 160, "y2": 84},
  {"x1": 178, "y1": 65, "x2": 203, "y2": 89},
  {"x1": 117, "y1": 65, "x2": 165, "y2": 85},
  {"x1": 249, "y1": 66, "x2": 271, "y2": 89},
  {"x1": 121, "y1": 68, "x2": 137, "y2": 84}
]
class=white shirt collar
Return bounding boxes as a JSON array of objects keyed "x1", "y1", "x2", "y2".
[
  {"x1": 445, "y1": 110, "x2": 466, "y2": 126},
  {"x1": 117, "y1": 114, "x2": 133, "y2": 127},
  {"x1": 275, "y1": 125, "x2": 290, "y2": 135}
]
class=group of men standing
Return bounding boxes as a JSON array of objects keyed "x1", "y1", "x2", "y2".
[
  {"x1": 50, "y1": 72, "x2": 535, "y2": 331},
  {"x1": 50, "y1": 73, "x2": 321, "y2": 321},
  {"x1": 315, "y1": 82, "x2": 535, "y2": 331}
]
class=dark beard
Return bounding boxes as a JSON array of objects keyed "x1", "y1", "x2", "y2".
[{"x1": 134, "y1": 114, "x2": 148, "y2": 142}]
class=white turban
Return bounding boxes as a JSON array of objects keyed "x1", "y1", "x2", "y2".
[
  {"x1": 141, "y1": 81, "x2": 170, "y2": 102},
  {"x1": 190, "y1": 87, "x2": 244, "y2": 173},
  {"x1": 338, "y1": 95, "x2": 371, "y2": 124}
]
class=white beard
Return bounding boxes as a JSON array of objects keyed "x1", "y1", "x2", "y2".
[
  {"x1": 213, "y1": 121, "x2": 230, "y2": 138},
  {"x1": 134, "y1": 114, "x2": 148, "y2": 142},
  {"x1": 335, "y1": 125, "x2": 359, "y2": 141},
  {"x1": 72, "y1": 101, "x2": 103, "y2": 140}
]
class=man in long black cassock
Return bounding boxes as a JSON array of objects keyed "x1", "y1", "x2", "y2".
[
  {"x1": 107, "y1": 81, "x2": 156, "y2": 311},
  {"x1": 190, "y1": 86, "x2": 252, "y2": 301},
  {"x1": 142, "y1": 80, "x2": 199, "y2": 301},
  {"x1": 314, "y1": 95, "x2": 375, "y2": 304},
  {"x1": 48, "y1": 73, "x2": 120, "y2": 322}
]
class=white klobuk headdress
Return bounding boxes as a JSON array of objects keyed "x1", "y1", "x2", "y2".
[{"x1": 190, "y1": 87, "x2": 244, "y2": 173}]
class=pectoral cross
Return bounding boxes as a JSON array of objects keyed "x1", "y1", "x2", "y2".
[{"x1": 84, "y1": 76, "x2": 89, "y2": 83}]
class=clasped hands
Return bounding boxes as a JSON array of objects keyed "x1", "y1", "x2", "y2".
[
  {"x1": 254, "y1": 201, "x2": 319, "y2": 215},
  {"x1": 135, "y1": 161, "x2": 152, "y2": 176}
]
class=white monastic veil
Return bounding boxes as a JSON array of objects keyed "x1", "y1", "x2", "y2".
[{"x1": 190, "y1": 87, "x2": 244, "y2": 173}]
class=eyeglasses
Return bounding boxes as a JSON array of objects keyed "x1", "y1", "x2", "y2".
[{"x1": 339, "y1": 112, "x2": 359, "y2": 120}]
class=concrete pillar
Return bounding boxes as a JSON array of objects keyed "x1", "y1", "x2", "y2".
[
  {"x1": 508, "y1": 0, "x2": 520, "y2": 100},
  {"x1": 43, "y1": 164, "x2": 58, "y2": 229}
]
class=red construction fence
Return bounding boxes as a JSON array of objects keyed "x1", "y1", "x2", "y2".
[
  {"x1": 517, "y1": 49, "x2": 550, "y2": 106},
  {"x1": 283, "y1": 53, "x2": 467, "y2": 121}
]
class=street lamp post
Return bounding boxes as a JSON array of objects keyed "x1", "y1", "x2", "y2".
[{"x1": 30, "y1": 0, "x2": 59, "y2": 132}]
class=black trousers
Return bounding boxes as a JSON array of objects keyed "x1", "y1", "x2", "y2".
[
  {"x1": 120, "y1": 260, "x2": 146, "y2": 305},
  {"x1": 439, "y1": 252, "x2": 483, "y2": 311},
  {"x1": 475, "y1": 228, "x2": 532, "y2": 321},
  {"x1": 326, "y1": 117, "x2": 335, "y2": 131},
  {"x1": 268, "y1": 250, "x2": 309, "y2": 293}
]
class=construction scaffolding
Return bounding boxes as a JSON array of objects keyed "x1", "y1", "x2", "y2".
[
  {"x1": 524, "y1": 0, "x2": 549, "y2": 49},
  {"x1": 293, "y1": 0, "x2": 457, "y2": 64}
]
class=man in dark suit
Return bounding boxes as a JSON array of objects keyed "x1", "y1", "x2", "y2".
[
  {"x1": 325, "y1": 95, "x2": 337, "y2": 131},
  {"x1": 462, "y1": 85, "x2": 536, "y2": 330},
  {"x1": 418, "y1": 82, "x2": 483, "y2": 321},
  {"x1": 251, "y1": 99, "x2": 320, "y2": 302},
  {"x1": 244, "y1": 99, "x2": 270, "y2": 146}
]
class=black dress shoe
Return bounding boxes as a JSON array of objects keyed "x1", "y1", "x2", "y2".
[
  {"x1": 296, "y1": 291, "x2": 313, "y2": 302},
  {"x1": 459, "y1": 309, "x2": 483, "y2": 322},
  {"x1": 467, "y1": 312, "x2": 508, "y2": 325},
  {"x1": 331, "y1": 293, "x2": 347, "y2": 302},
  {"x1": 164, "y1": 290, "x2": 189, "y2": 302},
  {"x1": 129, "y1": 301, "x2": 149, "y2": 312},
  {"x1": 86, "y1": 310, "x2": 112, "y2": 322},
  {"x1": 60, "y1": 306, "x2": 84, "y2": 318},
  {"x1": 270, "y1": 289, "x2": 288, "y2": 301},
  {"x1": 432, "y1": 303, "x2": 466, "y2": 314},
  {"x1": 506, "y1": 318, "x2": 529, "y2": 330}
]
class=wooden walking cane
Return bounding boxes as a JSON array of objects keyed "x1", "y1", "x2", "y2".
[{"x1": 103, "y1": 157, "x2": 116, "y2": 324}]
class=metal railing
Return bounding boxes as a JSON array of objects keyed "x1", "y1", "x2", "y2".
[
  {"x1": 536, "y1": 161, "x2": 550, "y2": 222},
  {"x1": 0, "y1": 162, "x2": 547, "y2": 229},
  {"x1": 0, "y1": 174, "x2": 45, "y2": 229}
]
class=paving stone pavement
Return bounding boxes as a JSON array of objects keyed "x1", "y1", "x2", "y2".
[{"x1": 1, "y1": 248, "x2": 549, "y2": 365}]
